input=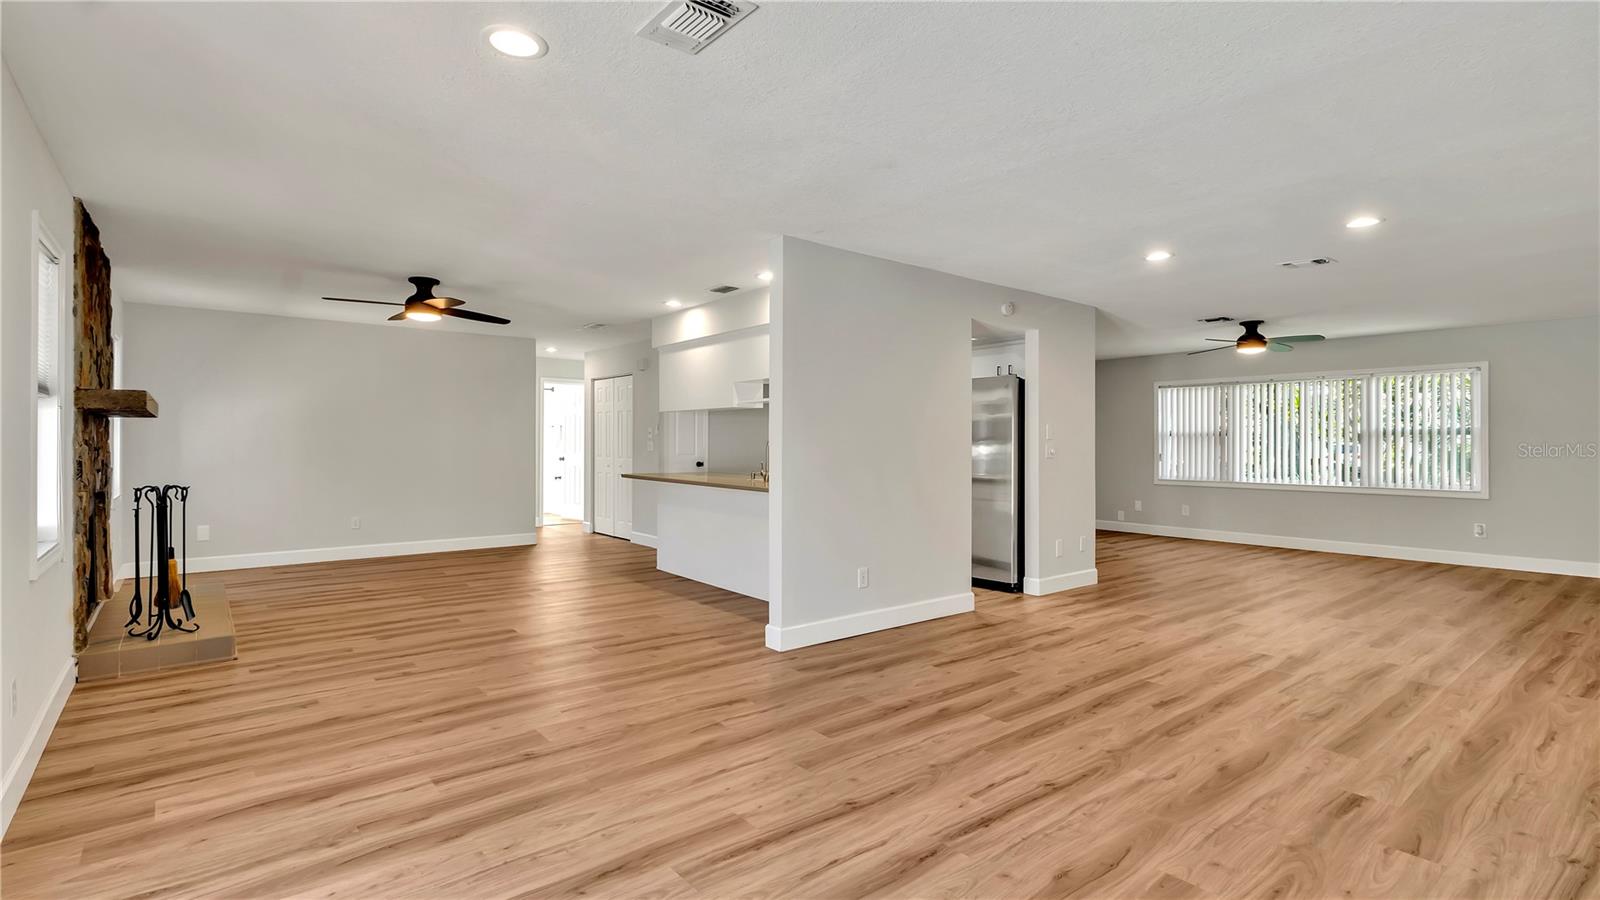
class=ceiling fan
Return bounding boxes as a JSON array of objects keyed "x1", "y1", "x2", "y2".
[
  {"x1": 322, "y1": 276, "x2": 510, "y2": 325},
  {"x1": 1189, "y1": 320, "x2": 1323, "y2": 355}
]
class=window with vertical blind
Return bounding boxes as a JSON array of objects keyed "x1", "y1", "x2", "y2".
[{"x1": 1155, "y1": 364, "x2": 1486, "y2": 497}]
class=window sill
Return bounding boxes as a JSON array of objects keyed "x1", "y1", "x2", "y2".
[
  {"x1": 1154, "y1": 479, "x2": 1490, "y2": 501},
  {"x1": 31, "y1": 541, "x2": 62, "y2": 581}
]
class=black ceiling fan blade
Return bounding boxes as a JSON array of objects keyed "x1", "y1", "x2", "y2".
[
  {"x1": 1187, "y1": 345, "x2": 1233, "y2": 355},
  {"x1": 424, "y1": 297, "x2": 466, "y2": 309},
  {"x1": 387, "y1": 311, "x2": 408, "y2": 322},
  {"x1": 1272, "y1": 334, "x2": 1325, "y2": 343},
  {"x1": 1203, "y1": 338, "x2": 1237, "y2": 342},
  {"x1": 1267, "y1": 341, "x2": 1295, "y2": 352},
  {"x1": 440, "y1": 306, "x2": 511, "y2": 325},
  {"x1": 324, "y1": 297, "x2": 403, "y2": 306}
]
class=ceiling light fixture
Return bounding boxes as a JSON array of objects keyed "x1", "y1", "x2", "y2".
[
  {"x1": 488, "y1": 27, "x2": 546, "y2": 59},
  {"x1": 757, "y1": 270, "x2": 774, "y2": 283},
  {"x1": 664, "y1": 298, "x2": 682, "y2": 309},
  {"x1": 1145, "y1": 250, "x2": 1173, "y2": 262},
  {"x1": 1345, "y1": 215, "x2": 1382, "y2": 229},
  {"x1": 544, "y1": 346, "x2": 557, "y2": 352},
  {"x1": 404, "y1": 307, "x2": 442, "y2": 323}
]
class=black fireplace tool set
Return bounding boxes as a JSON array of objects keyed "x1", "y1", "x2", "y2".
[{"x1": 126, "y1": 484, "x2": 200, "y2": 640}]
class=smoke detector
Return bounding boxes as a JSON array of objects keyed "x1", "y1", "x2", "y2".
[
  {"x1": 637, "y1": 0, "x2": 757, "y2": 55},
  {"x1": 1279, "y1": 257, "x2": 1338, "y2": 269}
]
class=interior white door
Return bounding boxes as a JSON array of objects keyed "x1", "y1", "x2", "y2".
[
  {"x1": 592, "y1": 375, "x2": 633, "y2": 538},
  {"x1": 543, "y1": 381, "x2": 584, "y2": 520}
]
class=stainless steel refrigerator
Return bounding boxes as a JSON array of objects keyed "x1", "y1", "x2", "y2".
[{"x1": 972, "y1": 374, "x2": 1023, "y2": 592}]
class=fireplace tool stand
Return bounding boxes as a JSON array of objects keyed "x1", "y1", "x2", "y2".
[{"x1": 126, "y1": 484, "x2": 199, "y2": 640}]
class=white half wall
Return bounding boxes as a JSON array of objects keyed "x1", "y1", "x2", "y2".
[
  {"x1": 1097, "y1": 317, "x2": 1600, "y2": 572},
  {"x1": 583, "y1": 340, "x2": 660, "y2": 538},
  {"x1": 1, "y1": 66, "x2": 78, "y2": 835},
  {"x1": 122, "y1": 303, "x2": 538, "y2": 561},
  {"x1": 768, "y1": 237, "x2": 1098, "y2": 651}
]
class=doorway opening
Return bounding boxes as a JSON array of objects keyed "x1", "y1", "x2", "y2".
[
  {"x1": 971, "y1": 320, "x2": 1026, "y2": 594},
  {"x1": 543, "y1": 378, "x2": 585, "y2": 525}
]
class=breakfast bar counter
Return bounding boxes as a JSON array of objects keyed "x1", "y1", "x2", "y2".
[{"x1": 622, "y1": 472, "x2": 769, "y2": 601}]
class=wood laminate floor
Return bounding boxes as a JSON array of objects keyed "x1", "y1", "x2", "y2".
[{"x1": 4, "y1": 528, "x2": 1596, "y2": 899}]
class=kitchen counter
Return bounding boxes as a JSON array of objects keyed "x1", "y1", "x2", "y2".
[
  {"x1": 623, "y1": 472, "x2": 769, "y2": 493},
  {"x1": 624, "y1": 472, "x2": 768, "y2": 601}
]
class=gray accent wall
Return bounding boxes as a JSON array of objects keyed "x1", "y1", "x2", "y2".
[
  {"x1": 122, "y1": 303, "x2": 539, "y2": 559},
  {"x1": 1096, "y1": 318, "x2": 1600, "y2": 567}
]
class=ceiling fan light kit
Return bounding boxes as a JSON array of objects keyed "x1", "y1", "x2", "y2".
[
  {"x1": 323, "y1": 276, "x2": 511, "y2": 326},
  {"x1": 1188, "y1": 320, "x2": 1325, "y2": 357}
]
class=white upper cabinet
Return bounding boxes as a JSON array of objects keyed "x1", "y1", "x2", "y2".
[{"x1": 654, "y1": 289, "x2": 771, "y2": 412}]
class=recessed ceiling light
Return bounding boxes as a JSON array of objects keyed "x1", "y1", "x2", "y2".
[
  {"x1": 664, "y1": 298, "x2": 682, "y2": 309},
  {"x1": 1345, "y1": 215, "x2": 1382, "y2": 229},
  {"x1": 488, "y1": 28, "x2": 545, "y2": 59},
  {"x1": 1145, "y1": 250, "x2": 1173, "y2": 262},
  {"x1": 757, "y1": 270, "x2": 774, "y2": 283},
  {"x1": 544, "y1": 346, "x2": 557, "y2": 352}
]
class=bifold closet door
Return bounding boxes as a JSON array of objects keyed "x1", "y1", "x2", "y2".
[{"x1": 592, "y1": 375, "x2": 633, "y2": 538}]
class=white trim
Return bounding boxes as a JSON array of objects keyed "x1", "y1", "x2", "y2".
[
  {"x1": 1023, "y1": 567, "x2": 1098, "y2": 596},
  {"x1": 1098, "y1": 521, "x2": 1598, "y2": 578},
  {"x1": 115, "y1": 532, "x2": 537, "y2": 579},
  {"x1": 630, "y1": 531, "x2": 659, "y2": 549},
  {"x1": 764, "y1": 592, "x2": 974, "y2": 652},
  {"x1": 582, "y1": 521, "x2": 595, "y2": 534},
  {"x1": 2, "y1": 658, "x2": 75, "y2": 837},
  {"x1": 1151, "y1": 479, "x2": 1490, "y2": 501}
]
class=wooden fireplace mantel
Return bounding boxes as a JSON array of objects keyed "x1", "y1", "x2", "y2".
[{"x1": 76, "y1": 388, "x2": 158, "y2": 418}]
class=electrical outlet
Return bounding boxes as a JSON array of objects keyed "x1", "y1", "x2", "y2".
[
  {"x1": 1046, "y1": 445, "x2": 1057, "y2": 458},
  {"x1": 1134, "y1": 500, "x2": 1143, "y2": 512},
  {"x1": 1116, "y1": 510, "x2": 1125, "y2": 522},
  {"x1": 196, "y1": 525, "x2": 211, "y2": 542},
  {"x1": 1054, "y1": 538, "x2": 1063, "y2": 558},
  {"x1": 856, "y1": 567, "x2": 870, "y2": 589},
  {"x1": 1079, "y1": 535, "x2": 1087, "y2": 553},
  {"x1": 1473, "y1": 523, "x2": 1487, "y2": 538},
  {"x1": 1181, "y1": 504, "x2": 1191, "y2": 517},
  {"x1": 350, "y1": 516, "x2": 361, "y2": 530}
]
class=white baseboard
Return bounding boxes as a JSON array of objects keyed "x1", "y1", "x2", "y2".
[
  {"x1": 2, "y1": 658, "x2": 75, "y2": 837},
  {"x1": 582, "y1": 521, "x2": 595, "y2": 534},
  {"x1": 630, "y1": 531, "x2": 659, "y2": 549},
  {"x1": 765, "y1": 592, "x2": 974, "y2": 652},
  {"x1": 1098, "y1": 521, "x2": 1600, "y2": 578},
  {"x1": 1023, "y1": 567, "x2": 1098, "y2": 596},
  {"x1": 116, "y1": 532, "x2": 538, "y2": 580}
]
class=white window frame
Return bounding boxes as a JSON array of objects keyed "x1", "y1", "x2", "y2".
[
  {"x1": 1153, "y1": 361, "x2": 1489, "y2": 500},
  {"x1": 31, "y1": 212, "x2": 67, "y2": 579}
]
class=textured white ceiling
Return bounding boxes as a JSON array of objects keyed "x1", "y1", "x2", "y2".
[{"x1": 4, "y1": 2, "x2": 1595, "y2": 358}]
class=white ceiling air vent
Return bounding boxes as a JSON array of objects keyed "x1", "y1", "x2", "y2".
[
  {"x1": 1279, "y1": 257, "x2": 1338, "y2": 269},
  {"x1": 637, "y1": 0, "x2": 757, "y2": 55},
  {"x1": 582, "y1": 322, "x2": 609, "y2": 331}
]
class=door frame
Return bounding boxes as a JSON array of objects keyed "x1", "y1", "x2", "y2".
[
  {"x1": 591, "y1": 373, "x2": 635, "y2": 539},
  {"x1": 540, "y1": 376, "x2": 585, "y2": 523}
]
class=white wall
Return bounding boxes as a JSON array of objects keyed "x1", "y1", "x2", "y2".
[
  {"x1": 121, "y1": 303, "x2": 538, "y2": 567},
  {"x1": 768, "y1": 237, "x2": 1097, "y2": 651},
  {"x1": 707, "y1": 408, "x2": 768, "y2": 473},
  {"x1": 1, "y1": 65, "x2": 77, "y2": 833},
  {"x1": 655, "y1": 289, "x2": 770, "y2": 413},
  {"x1": 1097, "y1": 318, "x2": 1600, "y2": 574},
  {"x1": 584, "y1": 340, "x2": 659, "y2": 540}
]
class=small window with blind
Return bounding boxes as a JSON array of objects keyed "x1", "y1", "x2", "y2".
[
  {"x1": 1155, "y1": 364, "x2": 1486, "y2": 497},
  {"x1": 34, "y1": 217, "x2": 64, "y2": 571}
]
